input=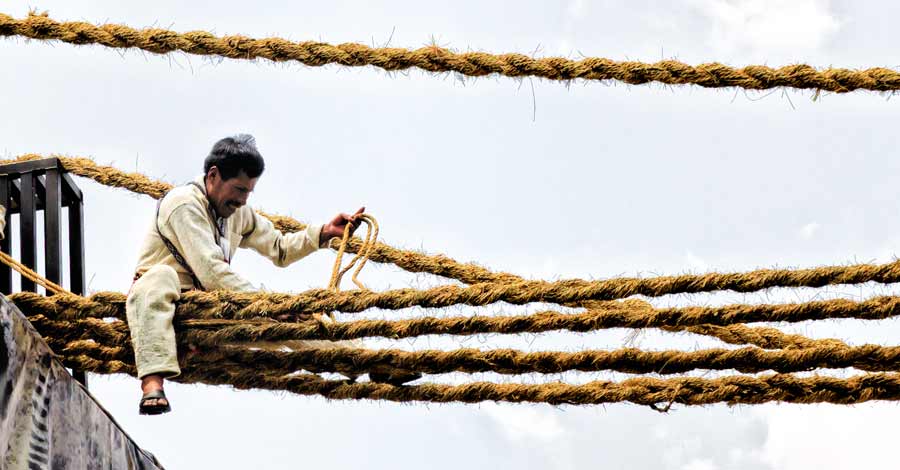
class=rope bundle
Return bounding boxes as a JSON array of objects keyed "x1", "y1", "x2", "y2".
[
  {"x1": 5, "y1": 154, "x2": 900, "y2": 407},
  {"x1": 1, "y1": 8, "x2": 898, "y2": 411}
]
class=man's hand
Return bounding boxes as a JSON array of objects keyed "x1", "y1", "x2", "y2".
[{"x1": 320, "y1": 207, "x2": 365, "y2": 248}]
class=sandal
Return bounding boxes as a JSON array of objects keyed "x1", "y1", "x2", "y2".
[{"x1": 139, "y1": 389, "x2": 172, "y2": 415}]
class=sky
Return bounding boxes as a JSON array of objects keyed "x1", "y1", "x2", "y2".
[{"x1": 2, "y1": 1, "x2": 900, "y2": 468}]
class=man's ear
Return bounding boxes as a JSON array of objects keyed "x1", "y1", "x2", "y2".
[{"x1": 207, "y1": 166, "x2": 219, "y2": 182}]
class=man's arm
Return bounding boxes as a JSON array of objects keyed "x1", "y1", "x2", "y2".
[
  {"x1": 239, "y1": 211, "x2": 323, "y2": 268},
  {"x1": 165, "y1": 204, "x2": 256, "y2": 292}
]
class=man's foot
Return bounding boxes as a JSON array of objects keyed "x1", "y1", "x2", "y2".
[
  {"x1": 369, "y1": 369, "x2": 422, "y2": 386},
  {"x1": 139, "y1": 374, "x2": 170, "y2": 415},
  {"x1": 139, "y1": 389, "x2": 171, "y2": 415}
]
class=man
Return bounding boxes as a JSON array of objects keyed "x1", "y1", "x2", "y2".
[{"x1": 127, "y1": 135, "x2": 417, "y2": 415}]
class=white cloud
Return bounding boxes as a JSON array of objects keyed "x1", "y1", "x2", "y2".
[
  {"x1": 688, "y1": 0, "x2": 840, "y2": 54},
  {"x1": 482, "y1": 404, "x2": 565, "y2": 442},
  {"x1": 685, "y1": 251, "x2": 709, "y2": 272},
  {"x1": 799, "y1": 222, "x2": 820, "y2": 240},
  {"x1": 757, "y1": 403, "x2": 900, "y2": 470},
  {"x1": 566, "y1": 0, "x2": 587, "y2": 21},
  {"x1": 682, "y1": 459, "x2": 719, "y2": 470}
]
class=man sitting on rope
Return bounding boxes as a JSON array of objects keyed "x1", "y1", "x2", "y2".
[{"x1": 127, "y1": 134, "x2": 419, "y2": 415}]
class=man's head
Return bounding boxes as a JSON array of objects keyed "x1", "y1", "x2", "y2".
[{"x1": 203, "y1": 134, "x2": 265, "y2": 218}]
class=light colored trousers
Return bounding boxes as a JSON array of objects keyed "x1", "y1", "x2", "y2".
[{"x1": 125, "y1": 265, "x2": 360, "y2": 379}]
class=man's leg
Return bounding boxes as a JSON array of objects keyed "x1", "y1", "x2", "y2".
[{"x1": 125, "y1": 265, "x2": 182, "y2": 410}]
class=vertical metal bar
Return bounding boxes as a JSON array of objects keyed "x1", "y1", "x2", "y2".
[
  {"x1": 44, "y1": 169, "x2": 62, "y2": 287},
  {"x1": 0, "y1": 177, "x2": 10, "y2": 295},
  {"x1": 68, "y1": 195, "x2": 85, "y2": 296},
  {"x1": 67, "y1": 177, "x2": 88, "y2": 388},
  {"x1": 19, "y1": 173, "x2": 36, "y2": 293}
]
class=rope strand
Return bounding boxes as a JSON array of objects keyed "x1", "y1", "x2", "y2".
[
  {"x1": 56, "y1": 353, "x2": 900, "y2": 407},
  {"x1": 2, "y1": 12, "x2": 898, "y2": 92}
]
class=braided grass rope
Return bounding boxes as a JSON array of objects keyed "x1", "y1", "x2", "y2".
[
  {"x1": 53, "y1": 353, "x2": 900, "y2": 406},
  {"x1": 9, "y1": 275, "x2": 900, "y2": 322},
  {"x1": 2, "y1": 12, "x2": 899, "y2": 93},
  {"x1": 13, "y1": 292, "x2": 900, "y2": 336},
  {"x1": 27, "y1": 294, "x2": 852, "y2": 356},
  {"x1": 43, "y1": 329, "x2": 888, "y2": 377}
]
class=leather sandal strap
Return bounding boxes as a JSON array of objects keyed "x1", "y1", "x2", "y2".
[{"x1": 140, "y1": 390, "x2": 167, "y2": 401}]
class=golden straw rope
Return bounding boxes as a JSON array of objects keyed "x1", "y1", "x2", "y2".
[
  {"x1": 2, "y1": 11, "x2": 899, "y2": 93},
  {"x1": 0, "y1": 250, "x2": 69, "y2": 295}
]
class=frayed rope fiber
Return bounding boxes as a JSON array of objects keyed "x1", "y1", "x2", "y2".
[
  {"x1": 2, "y1": 12, "x2": 899, "y2": 92},
  {"x1": 11, "y1": 269, "x2": 900, "y2": 321},
  {"x1": 43, "y1": 331, "x2": 900, "y2": 376},
  {"x1": 20, "y1": 295, "x2": 898, "y2": 346},
  {"x1": 53, "y1": 353, "x2": 900, "y2": 406}
]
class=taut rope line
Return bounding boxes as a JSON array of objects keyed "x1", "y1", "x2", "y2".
[
  {"x1": 11, "y1": 290, "x2": 900, "y2": 328},
  {"x1": 2, "y1": 12, "x2": 899, "y2": 93},
  {"x1": 39, "y1": 325, "x2": 888, "y2": 376},
  {"x1": 55, "y1": 353, "x2": 900, "y2": 407}
]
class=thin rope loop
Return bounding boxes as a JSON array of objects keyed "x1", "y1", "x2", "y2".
[{"x1": 0, "y1": 250, "x2": 70, "y2": 296}]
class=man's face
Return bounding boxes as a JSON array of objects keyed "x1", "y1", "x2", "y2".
[{"x1": 205, "y1": 167, "x2": 258, "y2": 218}]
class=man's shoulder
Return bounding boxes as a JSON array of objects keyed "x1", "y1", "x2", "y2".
[{"x1": 159, "y1": 183, "x2": 205, "y2": 217}]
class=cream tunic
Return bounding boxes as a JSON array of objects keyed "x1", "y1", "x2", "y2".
[{"x1": 133, "y1": 175, "x2": 322, "y2": 292}]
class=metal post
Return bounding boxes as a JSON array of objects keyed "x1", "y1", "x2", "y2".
[
  {"x1": 68, "y1": 184, "x2": 87, "y2": 388},
  {"x1": 68, "y1": 193, "x2": 85, "y2": 296},
  {"x1": 0, "y1": 177, "x2": 11, "y2": 294},
  {"x1": 19, "y1": 173, "x2": 36, "y2": 293},
  {"x1": 44, "y1": 169, "x2": 62, "y2": 287}
]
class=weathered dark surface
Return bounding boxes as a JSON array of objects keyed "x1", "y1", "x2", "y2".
[{"x1": 0, "y1": 295, "x2": 163, "y2": 469}]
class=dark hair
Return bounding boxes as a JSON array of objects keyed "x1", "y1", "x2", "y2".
[{"x1": 204, "y1": 134, "x2": 265, "y2": 180}]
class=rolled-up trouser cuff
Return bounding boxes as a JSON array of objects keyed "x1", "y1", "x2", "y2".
[{"x1": 138, "y1": 366, "x2": 181, "y2": 380}]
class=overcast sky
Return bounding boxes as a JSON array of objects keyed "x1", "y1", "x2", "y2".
[{"x1": 3, "y1": 1, "x2": 900, "y2": 469}]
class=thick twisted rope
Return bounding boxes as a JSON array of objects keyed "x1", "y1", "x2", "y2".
[
  {"x1": 53, "y1": 353, "x2": 900, "y2": 406},
  {"x1": 190, "y1": 343, "x2": 900, "y2": 376},
  {"x1": 19, "y1": 269, "x2": 900, "y2": 319},
  {"x1": 29, "y1": 298, "x2": 845, "y2": 360},
  {"x1": 2, "y1": 12, "x2": 898, "y2": 93},
  {"x1": 672, "y1": 324, "x2": 844, "y2": 350},
  {"x1": 14, "y1": 292, "x2": 900, "y2": 334},
  {"x1": 31, "y1": 296, "x2": 844, "y2": 373},
  {"x1": 174, "y1": 299, "x2": 856, "y2": 349},
  {"x1": 40, "y1": 327, "x2": 889, "y2": 377}
]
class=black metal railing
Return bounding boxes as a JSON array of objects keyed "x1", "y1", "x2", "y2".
[{"x1": 0, "y1": 157, "x2": 87, "y2": 386}]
